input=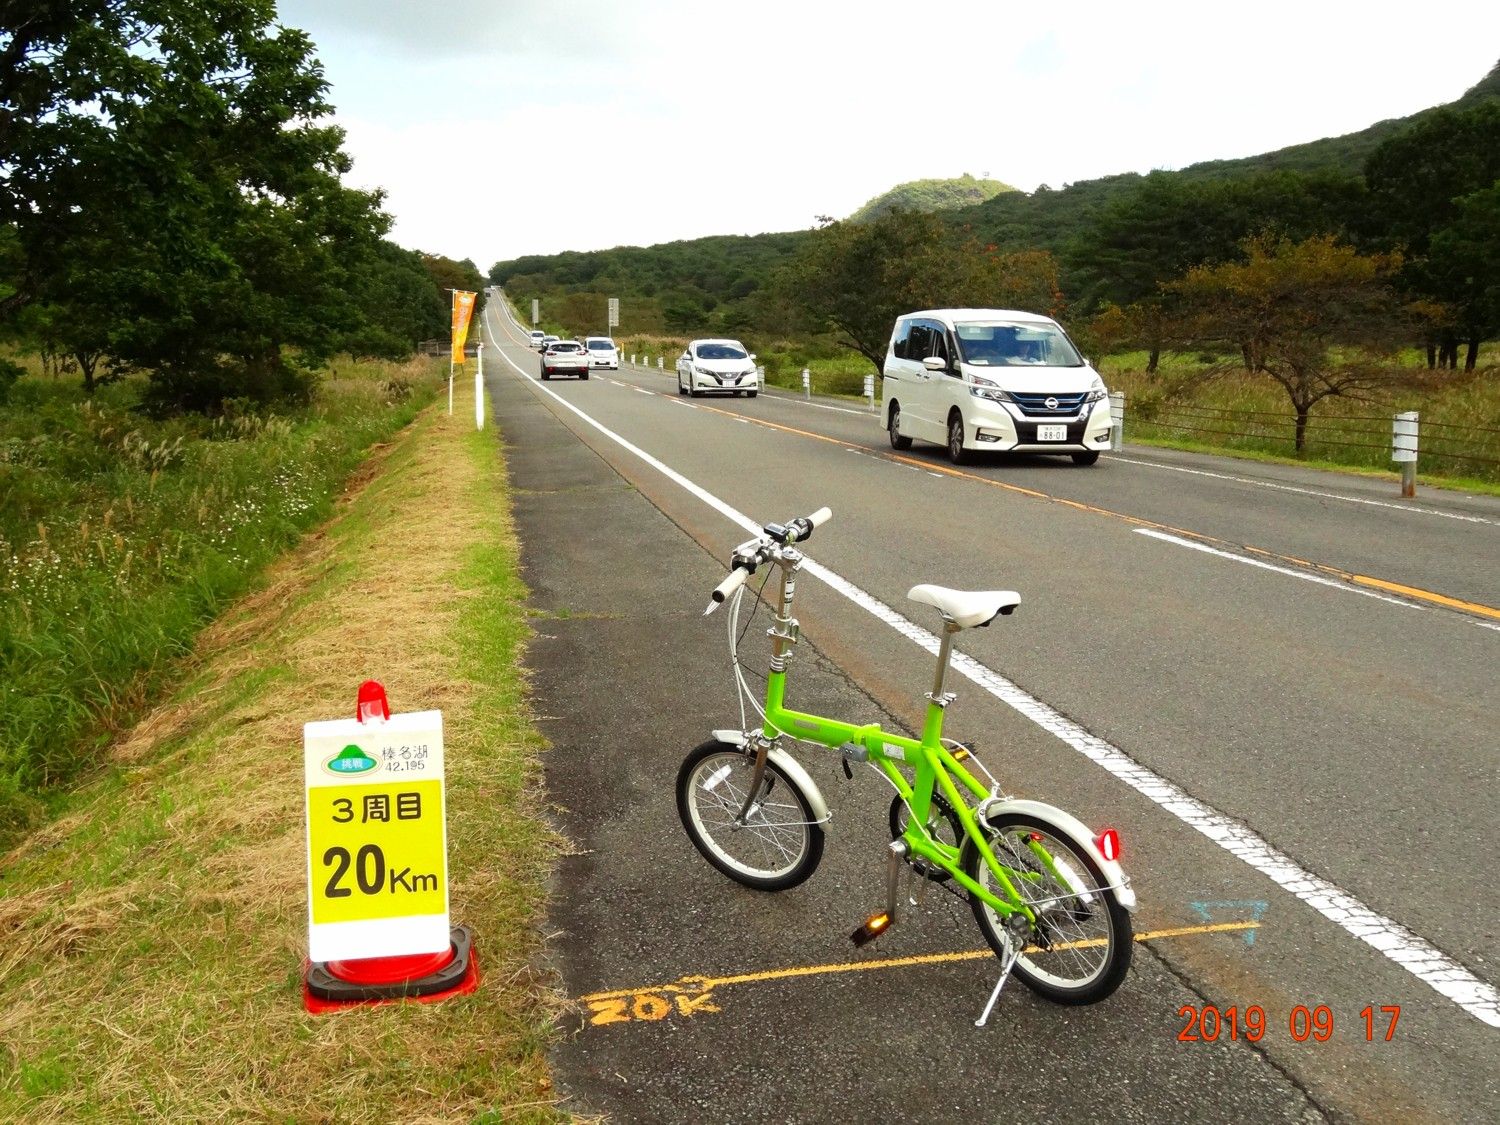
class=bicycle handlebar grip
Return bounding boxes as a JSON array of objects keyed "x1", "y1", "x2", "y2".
[
  {"x1": 806, "y1": 506, "x2": 832, "y2": 528},
  {"x1": 708, "y1": 565, "x2": 750, "y2": 607}
]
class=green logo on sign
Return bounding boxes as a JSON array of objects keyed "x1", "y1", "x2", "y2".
[{"x1": 325, "y1": 745, "x2": 378, "y2": 775}]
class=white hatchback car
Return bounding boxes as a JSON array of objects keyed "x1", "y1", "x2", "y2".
[
  {"x1": 881, "y1": 309, "x2": 1111, "y2": 465},
  {"x1": 528, "y1": 330, "x2": 546, "y2": 350},
  {"x1": 677, "y1": 339, "x2": 759, "y2": 398},
  {"x1": 584, "y1": 336, "x2": 620, "y2": 370}
]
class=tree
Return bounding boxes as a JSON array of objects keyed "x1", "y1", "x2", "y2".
[
  {"x1": 1364, "y1": 102, "x2": 1500, "y2": 368},
  {"x1": 1064, "y1": 170, "x2": 1364, "y2": 371},
  {"x1": 1, "y1": 1, "x2": 418, "y2": 411},
  {"x1": 776, "y1": 210, "x2": 1069, "y2": 374},
  {"x1": 1169, "y1": 236, "x2": 1410, "y2": 451},
  {"x1": 1424, "y1": 185, "x2": 1500, "y2": 370}
]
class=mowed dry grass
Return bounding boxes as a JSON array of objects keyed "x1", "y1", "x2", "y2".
[{"x1": 0, "y1": 382, "x2": 567, "y2": 1121}]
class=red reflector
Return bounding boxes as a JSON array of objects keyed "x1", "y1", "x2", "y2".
[{"x1": 1096, "y1": 828, "x2": 1120, "y2": 862}]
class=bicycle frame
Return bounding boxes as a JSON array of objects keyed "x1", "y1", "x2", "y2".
[{"x1": 752, "y1": 548, "x2": 1038, "y2": 921}]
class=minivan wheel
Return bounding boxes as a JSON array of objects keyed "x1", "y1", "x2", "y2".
[
  {"x1": 1072, "y1": 450, "x2": 1101, "y2": 466},
  {"x1": 888, "y1": 404, "x2": 913, "y2": 450},
  {"x1": 948, "y1": 415, "x2": 970, "y2": 465}
]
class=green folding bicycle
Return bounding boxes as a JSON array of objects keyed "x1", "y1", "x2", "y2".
[{"x1": 676, "y1": 507, "x2": 1136, "y2": 1023}]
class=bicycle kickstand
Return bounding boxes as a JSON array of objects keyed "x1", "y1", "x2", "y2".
[{"x1": 974, "y1": 939, "x2": 1020, "y2": 1028}]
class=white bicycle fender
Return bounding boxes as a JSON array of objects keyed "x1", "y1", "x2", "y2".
[
  {"x1": 982, "y1": 798, "x2": 1136, "y2": 913},
  {"x1": 710, "y1": 731, "x2": 831, "y2": 828}
]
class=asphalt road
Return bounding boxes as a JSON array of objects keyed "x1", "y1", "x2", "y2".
[{"x1": 479, "y1": 300, "x2": 1499, "y2": 1123}]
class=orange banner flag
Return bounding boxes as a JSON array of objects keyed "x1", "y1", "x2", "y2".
[{"x1": 451, "y1": 291, "x2": 477, "y2": 364}]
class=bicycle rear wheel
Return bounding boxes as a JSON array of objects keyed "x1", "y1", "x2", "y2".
[
  {"x1": 963, "y1": 813, "x2": 1132, "y2": 1004},
  {"x1": 676, "y1": 740, "x2": 825, "y2": 891}
]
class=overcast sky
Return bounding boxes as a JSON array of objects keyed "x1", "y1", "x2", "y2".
[{"x1": 275, "y1": 1, "x2": 1500, "y2": 271}]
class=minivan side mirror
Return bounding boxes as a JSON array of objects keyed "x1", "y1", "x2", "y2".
[{"x1": 922, "y1": 356, "x2": 946, "y2": 371}]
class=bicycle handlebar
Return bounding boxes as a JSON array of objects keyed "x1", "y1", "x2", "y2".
[{"x1": 704, "y1": 508, "x2": 832, "y2": 614}]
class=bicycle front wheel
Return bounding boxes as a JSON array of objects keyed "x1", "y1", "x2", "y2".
[
  {"x1": 676, "y1": 740, "x2": 825, "y2": 891},
  {"x1": 963, "y1": 813, "x2": 1132, "y2": 1004}
]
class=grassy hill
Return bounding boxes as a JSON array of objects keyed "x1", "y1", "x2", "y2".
[{"x1": 849, "y1": 174, "x2": 1018, "y2": 222}]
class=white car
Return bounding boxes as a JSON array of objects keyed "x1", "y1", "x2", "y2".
[
  {"x1": 528, "y1": 330, "x2": 546, "y2": 349},
  {"x1": 881, "y1": 308, "x2": 1111, "y2": 466},
  {"x1": 540, "y1": 340, "x2": 590, "y2": 380},
  {"x1": 584, "y1": 336, "x2": 620, "y2": 370},
  {"x1": 677, "y1": 339, "x2": 759, "y2": 398}
]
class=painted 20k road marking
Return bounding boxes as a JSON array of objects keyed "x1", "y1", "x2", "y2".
[{"x1": 578, "y1": 923, "x2": 1262, "y2": 1030}]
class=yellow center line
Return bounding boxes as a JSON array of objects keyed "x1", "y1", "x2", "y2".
[{"x1": 577, "y1": 920, "x2": 1260, "y2": 1002}]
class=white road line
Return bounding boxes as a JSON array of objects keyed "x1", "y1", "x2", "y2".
[
  {"x1": 1136, "y1": 528, "x2": 1500, "y2": 633},
  {"x1": 1113, "y1": 455, "x2": 1498, "y2": 526},
  {"x1": 484, "y1": 301, "x2": 1499, "y2": 1027},
  {"x1": 756, "y1": 389, "x2": 873, "y2": 417}
]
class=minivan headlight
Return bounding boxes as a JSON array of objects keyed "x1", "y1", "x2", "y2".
[
  {"x1": 1084, "y1": 387, "x2": 1108, "y2": 404},
  {"x1": 969, "y1": 377, "x2": 1014, "y2": 403}
]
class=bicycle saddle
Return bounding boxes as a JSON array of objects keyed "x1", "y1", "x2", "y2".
[{"x1": 907, "y1": 584, "x2": 1020, "y2": 629}]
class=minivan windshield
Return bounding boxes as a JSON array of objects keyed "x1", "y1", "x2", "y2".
[
  {"x1": 585, "y1": 338, "x2": 614, "y2": 349},
  {"x1": 696, "y1": 343, "x2": 748, "y2": 360},
  {"x1": 954, "y1": 322, "x2": 1083, "y2": 367}
]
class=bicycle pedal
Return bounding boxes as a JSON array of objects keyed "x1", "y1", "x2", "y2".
[{"x1": 850, "y1": 911, "x2": 892, "y2": 948}]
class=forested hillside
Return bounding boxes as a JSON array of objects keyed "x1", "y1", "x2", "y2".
[{"x1": 492, "y1": 61, "x2": 1500, "y2": 368}]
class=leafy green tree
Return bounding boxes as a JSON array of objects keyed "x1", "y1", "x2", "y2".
[
  {"x1": 777, "y1": 210, "x2": 1068, "y2": 374},
  {"x1": 1, "y1": 1, "x2": 418, "y2": 411},
  {"x1": 1169, "y1": 236, "x2": 1410, "y2": 451},
  {"x1": 1065, "y1": 170, "x2": 1363, "y2": 370},
  {"x1": 1424, "y1": 185, "x2": 1500, "y2": 370},
  {"x1": 1364, "y1": 102, "x2": 1500, "y2": 368}
]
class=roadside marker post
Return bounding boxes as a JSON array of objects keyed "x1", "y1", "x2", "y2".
[
  {"x1": 863, "y1": 373, "x2": 875, "y2": 410},
  {"x1": 802, "y1": 368, "x2": 811, "y2": 399},
  {"x1": 301, "y1": 681, "x2": 478, "y2": 1012},
  {"x1": 475, "y1": 342, "x2": 485, "y2": 430},
  {"x1": 658, "y1": 357, "x2": 664, "y2": 371},
  {"x1": 1392, "y1": 411, "x2": 1418, "y2": 497},
  {"x1": 1109, "y1": 391, "x2": 1125, "y2": 452}
]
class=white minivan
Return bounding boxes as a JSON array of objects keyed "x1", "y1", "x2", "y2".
[{"x1": 881, "y1": 309, "x2": 1112, "y2": 466}]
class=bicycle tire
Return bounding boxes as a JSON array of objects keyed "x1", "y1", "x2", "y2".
[
  {"x1": 962, "y1": 812, "x2": 1132, "y2": 1004},
  {"x1": 676, "y1": 740, "x2": 825, "y2": 891}
]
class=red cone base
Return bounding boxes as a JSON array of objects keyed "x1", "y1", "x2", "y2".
[{"x1": 303, "y1": 925, "x2": 478, "y2": 1013}]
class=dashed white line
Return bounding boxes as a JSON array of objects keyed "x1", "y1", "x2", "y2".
[
  {"x1": 1113, "y1": 455, "x2": 1498, "y2": 526},
  {"x1": 484, "y1": 300, "x2": 1500, "y2": 1028}
]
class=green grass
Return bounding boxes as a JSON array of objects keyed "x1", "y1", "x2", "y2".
[
  {"x1": 0, "y1": 358, "x2": 444, "y2": 837},
  {"x1": 1099, "y1": 349, "x2": 1500, "y2": 488},
  {"x1": 0, "y1": 384, "x2": 564, "y2": 1120}
]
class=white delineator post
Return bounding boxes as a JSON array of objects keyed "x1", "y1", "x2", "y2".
[
  {"x1": 1392, "y1": 410, "x2": 1419, "y2": 497},
  {"x1": 1109, "y1": 391, "x2": 1125, "y2": 452},
  {"x1": 802, "y1": 368, "x2": 811, "y2": 399},
  {"x1": 658, "y1": 357, "x2": 664, "y2": 371},
  {"x1": 475, "y1": 342, "x2": 484, "y2": 430},
  {"x1": 864, "y1": 373, "x2": 875, "y2": 410}
]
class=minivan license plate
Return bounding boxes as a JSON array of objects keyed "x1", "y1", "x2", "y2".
[{"x1": 1036, "y1": 425, "x2": 1067, "y2": 441}]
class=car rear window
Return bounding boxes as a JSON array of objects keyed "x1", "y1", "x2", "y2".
[{"x1": 550, "y1": 342, "x2": 582, "y2": 352}]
